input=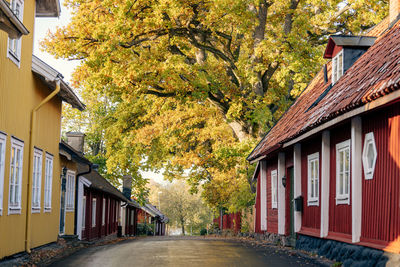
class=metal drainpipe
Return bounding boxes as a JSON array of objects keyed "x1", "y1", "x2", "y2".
[
  {"x1": 25, "y1": 80, "x2": 61, "y2": 253},
  {"x1": 73, "y1": 164, "x2": 92, "y2": 235}
]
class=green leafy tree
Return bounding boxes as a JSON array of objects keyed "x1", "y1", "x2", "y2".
[{"x1": 47, "y1": 0, "x2": 387, "y2": 209}]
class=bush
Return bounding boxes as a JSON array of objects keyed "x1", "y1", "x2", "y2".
[
  {"x1": 200, "y1": 228, "x2": 207, "y2": 236},
  {"x1": 137, "y1": 223, "x2": 153, "y2": 236}
]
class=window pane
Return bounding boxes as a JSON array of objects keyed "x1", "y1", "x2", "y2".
[
  {"x1": 367, "y1": 142, "x2": 375, "y2": 168},
  {"x1": 339, "y1": 173, "x2": 343, "y2": 195},
  {"x1": 338, "y1": 52, "x2": 343, "y2": 77}
]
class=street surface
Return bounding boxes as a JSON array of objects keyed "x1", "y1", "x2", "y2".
[{"x1": 50, "y1": 236, "x2": 323, "y2": 267}]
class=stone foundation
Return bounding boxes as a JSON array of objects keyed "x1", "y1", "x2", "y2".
[
  {"x1": 296, "y1": 235, "x2": 400, "y2": 267},
  {"x1": 252, "y1": 232, "x2": 292, "y2": 247}
]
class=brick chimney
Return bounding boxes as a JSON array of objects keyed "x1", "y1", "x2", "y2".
[
  {"x1": 65, "y1": 132, "x2": 85, "y2": 153},
  {"x1": 122, "y1": 175, "x2": 132, "y2": 199},
  {"x1": 390, "y1": 0, "x2": 400, "y2": 24}
]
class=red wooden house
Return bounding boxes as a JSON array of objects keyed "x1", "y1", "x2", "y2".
[
  {"x1": 121, "y1": 175, "x2": 140, "y2": 236},
  {"x1": 79, "y1": 166, "x2": 125, "y2": 240},
  {"x1": 248, "y1": 0, "x2": 400, "y2": 258}
]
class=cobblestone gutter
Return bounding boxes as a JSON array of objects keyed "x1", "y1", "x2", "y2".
[
  {"x1": 0, "y1": 235, "x2": 136, "y2": 267},
  {"x1": 296, "y1": 235, "x2": 400, "y2": 267}
]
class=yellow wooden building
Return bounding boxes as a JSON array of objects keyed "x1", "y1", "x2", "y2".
[{"x1": 0, "y1": 0, "x2": 84, "y2": 259}]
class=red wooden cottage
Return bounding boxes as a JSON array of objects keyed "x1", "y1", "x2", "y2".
[
  {"x1": 121, "y1": 175, "x2": 140, "y2": 237},
  {"x1": 79, "y1": 166, "x2": 125, "y2": 240},
  {"x1": 248, "y1": 0, "x2": 400, "y2": 259}
]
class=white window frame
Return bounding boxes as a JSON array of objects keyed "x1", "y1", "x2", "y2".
[
  {"x1": 0, "y1": 133, "x2": 7, "y2": 216},
  {"x1": 336, "y1": 139, "x2": 351, "y2": 205},
  {"x1": 44, "y1": 153, "x2": 53, "y2": 212},
  {"x1": 92, "y1": 198, "x2": 97, "y2": 227},
  {"x1": 65, "y1": 170, "x2": 75, "y2": 211},
  {"x1": 271, "y1": 170, "x2": 278, "y2": 209},
  {"x1": 362, "y1": 132, "x2": 377, "y2": 180},
  {"x1": 82, "y1": 196, "x2": 86, "y2": 229},
  {"x1": 332, "y1": 50, "x2": 344, "y2": 85},
  {"x1": 7, "y1": 0, "x2": 24, "y2": 66},
  {"x1": 307, "y1": 152, "x2": 320, "y2": 206},
  {"x1": 102, "y1": 198, "x2": 106, "y2": 226},
  {"x1": 31, "y1": 148, "x2": 43, "y2": 213},
  {"x1": 9, "y1": 137, "x2": 24, "y2": 214}
]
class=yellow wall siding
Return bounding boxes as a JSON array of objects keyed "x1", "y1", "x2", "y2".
[{"x1": 0, "y1": 0, "x2": 66, "y2": 258}]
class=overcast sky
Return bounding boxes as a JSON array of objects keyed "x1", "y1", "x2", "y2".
[{"x1": 34, "y1": 1, "x2": 165, "y2": 184}]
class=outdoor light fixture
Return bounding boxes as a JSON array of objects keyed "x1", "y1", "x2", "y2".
[
  {"x1": 62, "y1": 166, "x2": 67, "y2": 177},
  {"x1": 282, "y1": 176, "x2": 287, "y2": 188}
]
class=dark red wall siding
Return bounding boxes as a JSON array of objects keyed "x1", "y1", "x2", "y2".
[
  {"x1": 82, "y1": 188, "x2": 120, "y2": 240},
  {"x1": 361, "y1": 102, "x2": 400, "y2": 243},
  {"x1": 267, "y1": 157, "x2": 278, "y2": 234},
  {"x1": 255, "y1": 172, "x2": 262, "y2": 233},
  {"x1": 329, "y1": 123, "x2": 352, "y2": 235},
  {"x1": 301, "y1": 136, "x2": 321, "y2": 230}
]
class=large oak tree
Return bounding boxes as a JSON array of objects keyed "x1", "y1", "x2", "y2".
[{"x1": 46, "y1": 0, "x2": 386, "y2": 208}]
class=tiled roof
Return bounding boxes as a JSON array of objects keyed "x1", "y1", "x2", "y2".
[
  {"x1": 77, "y1": 163, "x2": 137, "y2": 206},
  {"x1": 248, "y1": 18, "x2": 400, "y2": 161}
]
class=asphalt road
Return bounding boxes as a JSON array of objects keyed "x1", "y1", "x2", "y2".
[{"x1": 50, "y1": 236, "x2": 323, "y2": 267}]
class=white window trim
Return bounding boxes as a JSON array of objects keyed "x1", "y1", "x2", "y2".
[
  {"x1": 82, "y1": 196, "x2": 86, "y2": 230},
  {"x1": 65, "y1": 170, "x2": 75, "y2": 212},
  {"x1": 362, "y1": 132, "x2": 377, "y2": 180},
  {"x1": 271, "y1": 169, "x2": 278, "y2": 209},
  {"x1": 44, "y1": 153, "x2": 53, "y2": 212},
  {"x1": 31, "y1": 148, "x2": 43, "y2": 213},
  {"x1": 0, "y1": 132, "x2": 7, "y2": 216},
  {"x1": 307, "y1": 152, "x2": 320, "y2": 206},
  {"x1": 8, "y1": 137, "x2": 24, "y2": 215},
  {"x1": 92, "y1": 198, "x2": 97, "y2": 227},
  {"x1": 336, "y1": 139, "x2": 351, "y2": 205},
  {"x1": 7, "y1": 0, "x2": 24, "y2": 67},
  {"x1": 332, "y1": 50, "x2": 344, "y2": 85}
]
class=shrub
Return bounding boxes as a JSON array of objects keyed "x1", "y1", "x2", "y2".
[{"x1": 200, "y1": 228, "x2": 207, "y2": 236}]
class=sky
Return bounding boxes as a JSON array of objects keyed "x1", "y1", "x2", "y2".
[{"x1": 34, "y1": 1, "x2": 165, "y2": 184}]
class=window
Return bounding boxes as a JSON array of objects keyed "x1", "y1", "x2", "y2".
[
  {"x1": 102, "y1": 198, "x2": 106, "y2": 226},
  {"x1": 92, "y1": 198, "x2": 97, "y2": 227},
  {"x1": 31, "y1": 148, "x2": 43, "y2": 212},
  {"x1": 307, "y1": 152, "x2": 319, "y2": 206},
  {"x1": 9, "y1": 138, "x2": 24, "y2": 214},
  {"x1": 0, "y1": 133, "x2": 6, "y2": 216},
  {"x1": 271, "y1": 170, "x2": 278, "y2": 209},
  {"x1": 65, "y1": 170, "x2": 75, "y2": 211},
  {"x1": 362, "y1": 132, "x2": 377, "y2": 180},
  {"x1": 44, "y1": 153, "x2": 53, "y2": 211},
  {"x1": 82, "y1": 196, "x2": 86, "y2": 229},
  {"x1": 7, "y1": 0, "x2": 24, "y2": 65},
  {"x1": 336, "y1": 140, "x2": 351, "y2": 204},
  {"x1": 332, "y1": 50, "x2": 344, "y2": 84}
]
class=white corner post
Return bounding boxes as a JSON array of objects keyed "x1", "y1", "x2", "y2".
[
  {"x1": 260, "y1": 160, "x2": 267, "y2": 231},
  {"x1": 320, "y1": 131, "x2": 330, "y2": 238},
  {"x1": 77, "y1": 177, "x2": 91, "y2": 240},
  {"x1": 293, "y1": 144, "x2": 302, "y2": 232},
  {"x1": 278, "y1": 152, "x2": 286, "y2": 235},
  {"x1": 351, "y1": 116, "x2": 362, "y2": 243}
]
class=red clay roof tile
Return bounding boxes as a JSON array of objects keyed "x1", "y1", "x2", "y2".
[{"x1": 248, "y1": 17, "x2": 400, "y2": 161}]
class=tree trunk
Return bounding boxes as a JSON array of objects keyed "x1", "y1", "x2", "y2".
[{"x1": 181, "y1": 224, "x2": 185, "y2": 236}]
